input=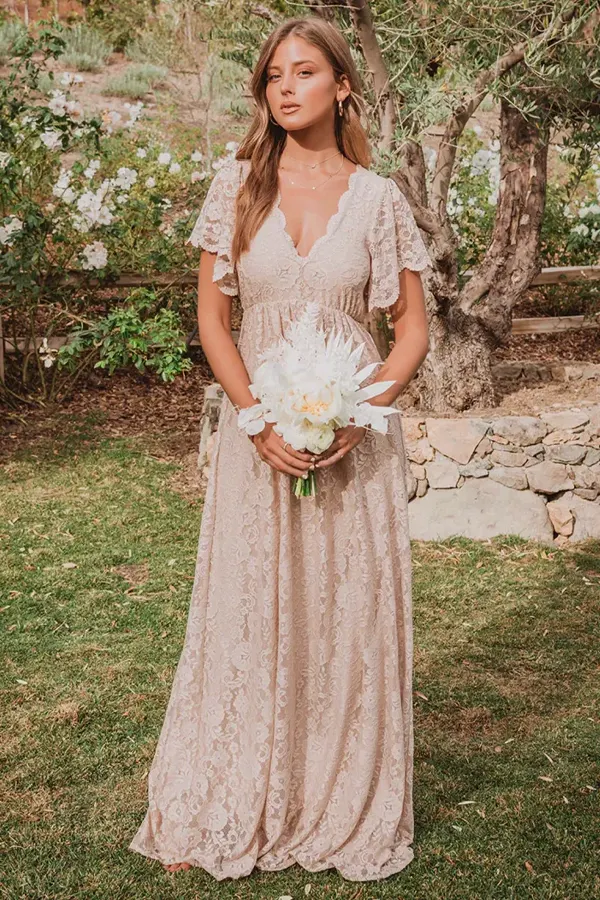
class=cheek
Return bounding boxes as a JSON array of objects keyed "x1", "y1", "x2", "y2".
[{"x1": 300, "y1": 77, "x2": 334, "y2": 111}]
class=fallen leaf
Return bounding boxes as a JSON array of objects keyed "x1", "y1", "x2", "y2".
[{"x1": 525, "y1": 861, "x2": 535, "y2": 874}]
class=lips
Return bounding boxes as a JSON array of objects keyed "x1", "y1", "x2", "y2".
[{"x1": 281, "y1": 104, "x2": 300, "y2": 113}]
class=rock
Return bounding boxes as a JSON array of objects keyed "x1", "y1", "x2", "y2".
[
  {"x1": 573, "y1": 489, "x2": 599, "y2": 501},
  {"x1": 407, "y1": 437, "x2": 434, "y2": 464},
  {"x1": 474, "y1": 436, "x2": 493, "y2": 457},
  {"x1": 546, "y1": 499, "x2": 574, "y2": 536},
  {"x1": 410, "y1": 462, "x2": 426, "y2": 480},
  {"x1": 585, "y1": 405, "x2": 600, "y2": 430},
  {"x1": 546, "y1": 444, "x2": 588, "y2": 465},
  {"x1": 401, "y1": 417, "x2": 425, "y2": 444},
  {"x1": 490, "y1": 449, "x2": 529, "y2": 467},
  {"x1": 405, "y1": 467, "x2": 417, "y2": 501},
  {"x1": 425, "y1": 454, "x2": 461, "y2": 488},
  {"x1": 491, "y1": 434, "x2": 511, "y2": 445},
  {"x1": 542, "y1": 429, "x2": 577, "y2": 445},
  {"x1": 525, "y1": 442, "x2": 546, "y2": 456},
  {"x1": 198, "y1": 384, "x2": 224, "y2": 469},
  {"x1": 540, "y1": 410, "x2": 590, "y2": 430},
  {"x1": 569, "y1": 464, "x2": 600, "y2": 490},
  {"x1": 425, "y1": 417, "x2": 490, "y2": 465},
  {"x1": 489, "y1": 466, "x2": 528, "y2": 490},
  {"x1": 568, "y1": 494, "x2": 600, "y2": 541},
  {"x1": 526, "y1": 461, "x2": 574, "y2": 494},
  {"x1": 492, "y1": 415, "x2": 548, "y2": 446},
  {"x1": 584, "y1": 448, "x2": 600, "y2": 467},
  {"x1": 458, "y1": 459, "x2": 492, "y2": 478},
  {"x1": 416, "y1": 479, "x2": 428, "y2": 497},
  {"x1": 408, "y1": 478, "x2": 554, "y2": 543}
]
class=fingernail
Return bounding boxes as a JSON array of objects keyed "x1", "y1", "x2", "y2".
[
  {"x1": 309, "y1": 463, "x2": 315, "y2": 470},
  {"x1": 310, "y1": 456, "x2": 317, "y2": 462},
  {"x1": 302, "y1": 471, "x2": 308, "y2": 479}
]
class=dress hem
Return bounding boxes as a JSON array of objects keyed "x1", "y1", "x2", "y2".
[{"x1": 128, "y1": 836, "x2": 414, "y2": 883}]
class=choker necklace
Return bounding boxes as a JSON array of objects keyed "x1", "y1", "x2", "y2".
[{"x1": 280, "y1": 149, "x2": 342, "y2": 170}]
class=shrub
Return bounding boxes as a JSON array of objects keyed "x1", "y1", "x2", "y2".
[
  {"x1": 102, "y1": 64, "x2": 168, "y2": 99},
  {"x1": 0, "y1": 19, "x2": 26, "y2": 65},
  {"x1": 61, "y1": 24, "x2": 112, "y2": 72}
]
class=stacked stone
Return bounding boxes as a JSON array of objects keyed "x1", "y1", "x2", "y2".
[{"x1": 403, "y1": 406, "x2": 600, "y2": 544}]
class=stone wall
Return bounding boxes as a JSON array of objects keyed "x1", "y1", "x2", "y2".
[
  {"x1": 198, "y1": 384, "x2": 600, "y2": 545},
  {"x1": 403, "y1": 407, "x2": 600, "y2": 544}
]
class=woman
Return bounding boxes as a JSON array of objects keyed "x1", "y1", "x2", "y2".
[{"x1": 129, "y1": 15, "x2": 431, "y2": 882}]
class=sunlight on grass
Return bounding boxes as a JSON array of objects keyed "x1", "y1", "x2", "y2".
[{"x1": 1, "y1": 433, "x2": 598, "y2": 899}]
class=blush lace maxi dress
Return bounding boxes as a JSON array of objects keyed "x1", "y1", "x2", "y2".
[{"x1": 129, "y1": 156, "x2": 431, "y2": 881}]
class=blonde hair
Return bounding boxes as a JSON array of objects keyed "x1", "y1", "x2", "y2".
[{"x1": 229, "y1": 16, "x2": 372, "y2": 266}]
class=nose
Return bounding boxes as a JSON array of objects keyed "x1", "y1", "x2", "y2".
[{"x1": 278, "y1": 70, "x2": 294, "y2": 95}]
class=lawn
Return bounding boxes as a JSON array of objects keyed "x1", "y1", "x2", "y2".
[{"x1": 1, "y1": 417, "x2": 599, "y2": 900}]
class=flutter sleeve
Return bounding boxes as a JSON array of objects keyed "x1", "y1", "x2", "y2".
[
  {"x1": 187, "y1": 158, "x2": 242, "y2": 297},
  {"x1": 366, "y1": 176, "x2": 432, "y2": 312}
]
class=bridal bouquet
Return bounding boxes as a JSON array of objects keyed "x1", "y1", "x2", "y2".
[{"x1": 238, "y1": 302, "x2": 401, "y2": 497}]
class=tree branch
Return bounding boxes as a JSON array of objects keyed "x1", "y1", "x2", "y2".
[
  {"x1": 345, "y1": 0, "x2": 396, "y2": 150},
  {"x1": 430, "y1": 1, "x2": 580, "y2": 219}
]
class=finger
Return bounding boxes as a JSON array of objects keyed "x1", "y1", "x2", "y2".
[
  {"x1": 315, "y1": 448, "x2": 346, "y2": 469},
  {"x1": 283, "y1": 444, "x2": 314, "y2": 462},
  {"x1": 269, "y1": 449, "x2": 314, "y2": 478}
]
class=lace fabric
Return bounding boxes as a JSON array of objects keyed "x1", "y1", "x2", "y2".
[{"x1": 129, "y1": 156, "x2": 429, "y2": 881}]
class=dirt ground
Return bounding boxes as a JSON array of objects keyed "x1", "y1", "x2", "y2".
[{"x1": 2, "y1": 329, "x2": 599, "y2": 469}]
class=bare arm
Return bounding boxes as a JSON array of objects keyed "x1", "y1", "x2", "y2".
[
  {"x1": 367, "y1": 268, "x2": 429, "y2": 406},
  {"x1": 197, "y1": 249, "x2": 257, "y2": 411},
  {"x1": 197, "y1": 249, "x2": 314, "y2": 477}
]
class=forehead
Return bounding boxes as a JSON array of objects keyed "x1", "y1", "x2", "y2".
[{"x1": 267, "y1": 35, "x2": 326, "y2": 70}]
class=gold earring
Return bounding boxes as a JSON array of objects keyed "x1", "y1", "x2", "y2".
[{"x1": 338, "y1": 98, "x2": 344, "y2": 117}]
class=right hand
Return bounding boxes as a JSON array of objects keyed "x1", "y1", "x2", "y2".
[{"x1": 252, "y1": 422, "x2": 316, "y2": 477}]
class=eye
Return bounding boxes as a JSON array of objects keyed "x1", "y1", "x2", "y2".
[{"x1": 299, "y1": 69, "x2": 313, "y2": 76}]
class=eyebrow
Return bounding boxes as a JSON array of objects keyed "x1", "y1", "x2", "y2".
[{"x1": 267, "y1": 59, "x2": 317, "y2": 72}]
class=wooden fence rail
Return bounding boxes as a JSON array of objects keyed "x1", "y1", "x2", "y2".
[{"x1": 2, "y1": 266, "x2": 599, "y2": 377}]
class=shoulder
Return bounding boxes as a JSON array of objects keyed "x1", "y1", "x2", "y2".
[{"x1": 358, "y1": 166, "x2": 409, "y2": 211}]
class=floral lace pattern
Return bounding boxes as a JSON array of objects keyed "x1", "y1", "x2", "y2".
[{"x1": 129, "y1": 156, "x2": 430, "y2": 882}]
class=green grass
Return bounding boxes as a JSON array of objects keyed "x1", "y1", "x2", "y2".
[{"x1": 1, "y1": 418, "x2": 599, "y2": 899}]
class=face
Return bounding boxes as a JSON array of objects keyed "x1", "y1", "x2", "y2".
[{"x1": 265, "y1": 35, "x2": 350, "y2": 130}]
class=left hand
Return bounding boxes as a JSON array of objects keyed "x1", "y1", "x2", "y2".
[{"x1": 314, "y1": 421, "x2": 367, "y2": 469}]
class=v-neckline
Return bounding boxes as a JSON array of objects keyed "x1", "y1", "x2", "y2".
[{"x1": 274, "y1": 163, "x2": 363, "y2": 263}]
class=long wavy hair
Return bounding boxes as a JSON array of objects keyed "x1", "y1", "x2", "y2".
[{"x1": 230, "y1": 16, "x2": 373, "y2": 267}]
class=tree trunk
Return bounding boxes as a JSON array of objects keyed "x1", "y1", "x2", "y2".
[{"x1": 412, "y1": 99, "x2": 549, "y2": 412}]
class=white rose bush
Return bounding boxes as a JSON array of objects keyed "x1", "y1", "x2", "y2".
[{"x1": 0, "y1": 27, "x2": 233, "y2": 402}]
